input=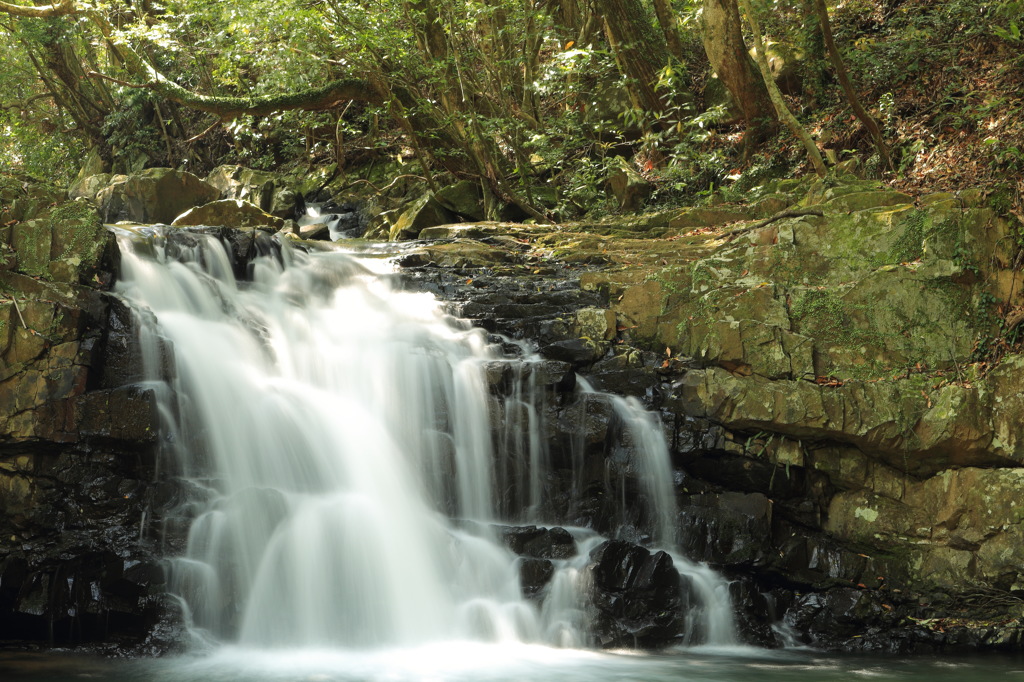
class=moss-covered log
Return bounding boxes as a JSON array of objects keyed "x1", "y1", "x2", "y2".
[{"x1": 147, "y1": 76, "x2": 384, "y2": 119}]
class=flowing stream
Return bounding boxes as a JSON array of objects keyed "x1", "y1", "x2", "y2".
[{"x1": 113, "y1": 226, "x2": 735, "y2": 655}]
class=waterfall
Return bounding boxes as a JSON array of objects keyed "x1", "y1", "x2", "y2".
[{"x1": 113, "y1": 226, "x2": 736, "y2": 650}]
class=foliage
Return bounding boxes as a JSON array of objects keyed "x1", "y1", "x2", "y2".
[{"x1": 0, "y1": 0, "x2": 1021, "y2": 211}]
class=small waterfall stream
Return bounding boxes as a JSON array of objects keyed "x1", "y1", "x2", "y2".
[{"x1": 113, "y1": 226, "x2": 736, "y2": 652}]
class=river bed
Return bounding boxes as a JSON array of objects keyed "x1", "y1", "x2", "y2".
[{"x1": 1, "y1": 645, "x2": 1022, "y2": 682}]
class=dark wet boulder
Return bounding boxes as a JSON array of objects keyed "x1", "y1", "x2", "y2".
[
  {"x1": 676, "y1": 492, "x2": 773, "y2": 568},
  {"x1": 540, "y1": 338, "x2": 604, "y2": 366},
  {"x1": 587, "y1": 539, "x2": 683, "y2": 648},
  {"x1": 519, "y1": 558, "x2": 555, "y2": 597},
  {"x1": 499, "y1": 525, "x2": 577, "y2": 559}
]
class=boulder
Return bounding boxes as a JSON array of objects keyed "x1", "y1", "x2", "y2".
[
  {"x1": 171, "y1": 199, "x2": 285, "y2": 231},
  {"x1": 605, "y1": 157, "x2": 654, "y2": 210},
  {"x1": 7, "y1": 199, "x2": 111, "y2": 284},
  {"x1": 206, "y1": 165, "x2": 299, "y2": 219},
  {"x1": 519, "y1": 557, "x2": 554, "y2": 597},
  {"x1": 96, "y1": 168, "x2": 219, "y2": 224},
  {"x1": 298, "y1": 221, "x2": 330, "y2": 240},
  {"x1": 389, "y1": 193, "x2": 457, "y2": 240},
  {"x1": 587, "y1": 539, "x2": 683, "y2": 647},
  {"x1": 68, "y1": 173, "x2": 113, "y2": 202},
  {"x1": 435, "y1": 180, "x2": 486, "y2": 221}
]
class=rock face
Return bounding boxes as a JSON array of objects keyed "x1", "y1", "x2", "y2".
[
  {"x1": 1, "y1": 175, "x2": 171, "y2": 651},
  {"x1": 96, "y1": 168, "x2": 220, "y2": 224}
]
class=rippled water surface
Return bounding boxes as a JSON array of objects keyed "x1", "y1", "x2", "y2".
[{"x1": 2, "y1": 646, "x2": 1022, "y2": 682}]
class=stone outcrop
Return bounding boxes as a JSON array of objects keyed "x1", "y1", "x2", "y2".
[{"x1": 5, "y1": 166, "x2": 1024, "y2": 655}]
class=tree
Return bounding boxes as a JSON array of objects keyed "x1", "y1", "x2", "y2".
[
  {"x1": 593, "y1": 0, "x2": 674, "y2": 115},
  {"x1": 811, "y1": 0, "x2": 892, "y2": 170},
  {"x1": 738, "y1": 0, "x2": 828, "y2": 176},
  {"x1": 701, "y1": 0, "x2": 776, "y2": 147}
]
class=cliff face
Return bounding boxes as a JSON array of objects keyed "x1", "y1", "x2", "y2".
[{"x1": 0, "y1": 176, "x2": 170, "y2": 650}]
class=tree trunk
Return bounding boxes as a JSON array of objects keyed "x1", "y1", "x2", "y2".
[
  {"x1": 593, "y1": 0, "x2": 671, "y2": 114},
  {"x1": 812, "y1": 0, "x2": 892, "y2": 170},
  {"x1": 701, "y1": 0, "x2": 776, "y2": 146},
  {"x1": 651, "y1": 0, "x2": 685, "y2": 63},
  {"x1": 738, "y1": 0, "x2": 827, "y2": 176}
]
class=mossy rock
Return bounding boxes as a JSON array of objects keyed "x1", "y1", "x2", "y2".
[
  {"x1": 206, "y1": 165, "x2": 299, "y2": 218},
  {"x1": 97, "y1": 168, "x2": 220, "y2": 224},
  {"x1": 171, "y1": 199, "x2": 285, "y2": 231},
  {"x1": 399, "y1": 239, "x2": 518, "y2": 268},
  {"x1": 822, "y1": 190, "x2": 914, "y2": 213},
  {"x1": 389, "y1": 193, "x2": 457, "y2": 240},
  {"x1": 434, "y1": 180, "x2": 485, "y2": 221},
  {"x1": 10, "y1": 199, "x2": 110, "y2": 284},
  {"x1": 669, "y1": 207, "x2": 753, "y2": 229}
]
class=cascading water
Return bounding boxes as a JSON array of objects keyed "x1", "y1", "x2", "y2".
[{"x1": 113, "y1": 225, "x2": 736, "y2": 652}]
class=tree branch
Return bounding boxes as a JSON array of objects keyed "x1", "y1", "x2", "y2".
[
  {"x1": 0, "y1": 0, "x2": 76, "y2": 18},
  {"x1": 87, "y1": 70, "x2": 153, "y2": 88}
]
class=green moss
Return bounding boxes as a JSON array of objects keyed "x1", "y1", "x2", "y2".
[
  {"x1": 791, "y1": 289, "x2": 851, "y2": 344},
  {"x1": 884, "y1": 209, "x2": 926, "y2": 265}
]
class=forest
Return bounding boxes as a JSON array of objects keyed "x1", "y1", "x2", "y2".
[{"x1": 1, "y1": 0, "x2": 1021, "y2": 219}]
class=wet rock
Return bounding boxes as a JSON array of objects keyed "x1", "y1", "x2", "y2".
[
  {"x1": 587, "y1": 539, "x2": 683, "y2": 648},
  {"x1": 676, "y1": 492, "x2": 773, "y2": 567},
  {"x1": 729, "y1": 577, "x2": 782, "y2": 647},
  {"x1": 519, "y1": 558, "x2": 554, "y2": 598},
  {"x1": 75, "y1": 385, "x2": 159, "y2": 444},
  {"x1": 298, "y1": 221, "x2": 331, "y2": 240},
  {"x1": 499, "y1": 525, "x2": 577, "y2": 559},
  {"x1": 541, "y1": 338, "x2": 604, "y2": 366},
  {"x1": 522, "y1": 360, "x2": 576, "y2": 392}
]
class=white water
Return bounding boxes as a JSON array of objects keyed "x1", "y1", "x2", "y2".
[{"x1": 114, "y1": 227, "x2": 735, "y2": 651}]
